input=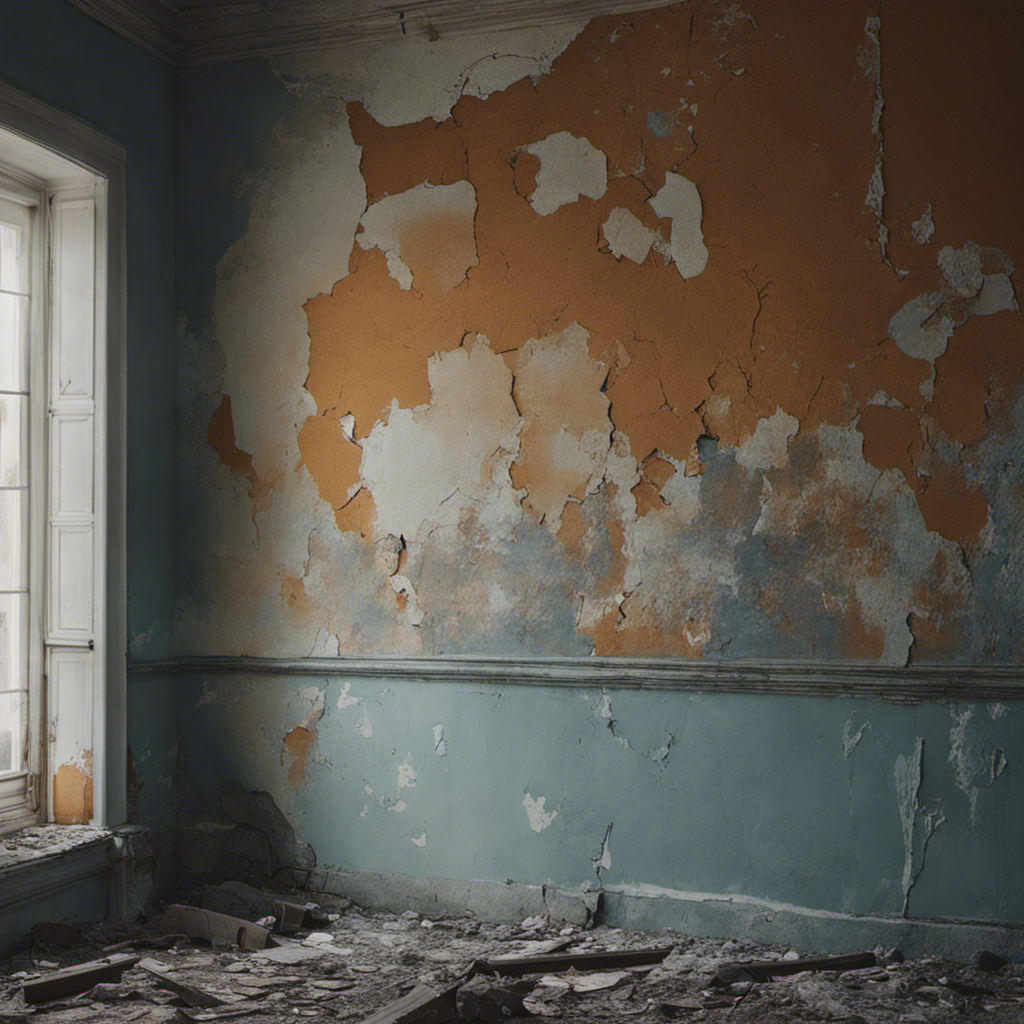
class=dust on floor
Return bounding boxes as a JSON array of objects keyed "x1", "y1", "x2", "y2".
[{"x1": 2, "y1": 886, "x2": 1023, "y2": 1023}]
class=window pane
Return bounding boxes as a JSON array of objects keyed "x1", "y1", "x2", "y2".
[
  {"x1": 0, "y1": 394, "x2": 28, "y2": 487},
  {"x1": 0, "y1": 220, "x2": 26, "y2": 294},
  {"x1": 0, "y1": 688, "x2": 27, "y2": 775},
  {"x1": 0, "y1": 489, "x2": 27, "y2": 590},
  {"x1": 0, "y1": 293, "x2": 29, "y2": 392},
  {"x1": 0, "y1": 592, "x2": 27, "y2": 693}
]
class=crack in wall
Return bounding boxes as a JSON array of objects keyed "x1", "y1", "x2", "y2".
[{"x1": 894, "y1": 738, "x2": 947, "y2": 917}]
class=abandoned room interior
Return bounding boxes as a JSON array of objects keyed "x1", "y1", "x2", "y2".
[{"x1": 0, "y1": 0, "x2": 1023, "y2": 1019}]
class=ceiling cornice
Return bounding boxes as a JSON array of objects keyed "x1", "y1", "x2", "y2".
[{"x1": 66, "y1": 0, "x2": 677, "y2": 68}]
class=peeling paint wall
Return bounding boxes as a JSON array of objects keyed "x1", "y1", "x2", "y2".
[
  {"x1": 178, "y1": 0, "x2": 1023, "y2": 666},
  {"x1": 179, "y1": 673, "x2": 1024, "y2": 935},
  {"x1": 173, "y1": 0, "x2": 1024, "y2": 948}
]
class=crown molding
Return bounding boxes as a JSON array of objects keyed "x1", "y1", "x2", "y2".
[{"x1": 65, "y1": 0, "x2": 678, "y2": 68}]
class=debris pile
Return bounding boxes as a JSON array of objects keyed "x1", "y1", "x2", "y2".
[{"x1": 2, "y1": 883, "x2": 1023, "y2": 1022}]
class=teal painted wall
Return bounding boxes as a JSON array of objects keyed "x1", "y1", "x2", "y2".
[
  {"x1": 165, "y1": 0, "x2": 1024, "y2": 955},
  {"x1": 179, "y1": 672, "x2": 1023, "y2": 932},
  {"x1": 0, "y1": 0, "x2": 178, "y2": 831}
]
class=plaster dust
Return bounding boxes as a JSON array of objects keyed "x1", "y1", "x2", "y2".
[{"x1": 188, "y1": 0, "x2": 1024, "y2": 661}]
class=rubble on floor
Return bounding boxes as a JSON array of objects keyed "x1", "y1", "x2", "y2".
[{"x1": 2, "y1": 884, "x2": 1023, "y2": 1023}]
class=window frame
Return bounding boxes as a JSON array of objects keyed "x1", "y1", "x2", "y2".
[
  {"x1": 0, "y1": 79, "x2": 127, "y2": 829},
  {"x1": 0, "y1": 182, "x2": 43, "y2": 828}
]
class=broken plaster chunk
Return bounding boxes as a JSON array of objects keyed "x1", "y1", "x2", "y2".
[
  {"x1": 650, "y1": 173, "x2": 708, "y2": 279},
  {"x1": 602, "y1": 207, "x2": 658, "y2": 264},
  {"x1": 887, "y1": 292, "x2": 955, "y2": 362},
  {"x1": 937, "y1": 241, "x2": 983, "y2": 298},
  {"x1": 356, "y1": 179, "x2": 478, "y2": 291},
  {"x1": 523, "y1": 131, "x2": 608, "y2": 216}
]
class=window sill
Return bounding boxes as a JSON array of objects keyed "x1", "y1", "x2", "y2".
[{"x1": 0, "y1": 825, "x2": 154, "y2": 954}]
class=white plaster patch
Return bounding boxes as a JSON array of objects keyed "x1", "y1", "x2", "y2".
[
  {"x1": 894, "y1": 738, "x2": 947, "y2": 916},
  {"x1": 357, "y1": 706, "x2": 373, "y2": 738},
  {"x1": 360, "y1": 338, "x2": 522, "y2": 542},
  {"x1": 522, "y1": 792, "x2": 558, "y2": 832},
  {"x1": 988, "y1": 702, "x2": 1007, "y2": 720},
  {"x1": 274, "y1": 24, "x2": 584, "y2": 126},
  {"x1": 357, "y1": 180, "x2": 478, "y2": 291},
  {"x1": 938, "y1": 241, "x2": 983, "y2": 298},
  {"x1": 514, "y1": 322, "x2": 612, "y2": 532},
  {"x1": 213, "y1": 117, "x2": 361, "y2": 486},
  {"x1": 337, "y1": 682, "x2": 360, "y2": 709},
  {"x1": 387, "y1": 799, "x2": 407, "y2": 813},
  {"x1": 523, "y1": 132, "x2": 608, "y2": 216},
  {"x1": 602, "y1": 207, "x2": 657, "y2": 264},
  {"x1": 911, "y1": 204, "x2": 934, "y2": 245},
  {"x1": 388, "y1": 574, "x2": 425, "y2": 626},
  {"x1": 948, "y1": 706, "x2": 986, "y2": 825},
  {"x1": 397, "y1": 756, "x2": 418, "y2": 789},
  {"x1": 991, "y1": 748, "x2": 1007, "y2": 784},
  {"x1": 968, "y1": 273, "x2": 1018, "y2": 316},
  {"x1": 650, "y1": 173, "x2": 708, "y2": 279},
  {"x1": 888, "y1": 293, "x2": 954, "y2": 362},
  {"x1": 735, "y1": 407, "x2": 800, "y2": 473},
  {"x1": 432, "y1": 724, "x2": 447, "y2": 757},
  {"x1": 411, "y1": 831, "x2": 427, "y2": 847},
  {"x1": 842, "y1": 719, "x2": 870, "y2": 760}
]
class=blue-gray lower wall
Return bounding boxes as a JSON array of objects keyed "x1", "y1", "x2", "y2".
[{"x1": 169, "y1": 661, "x2": 1024, "y2": 954}]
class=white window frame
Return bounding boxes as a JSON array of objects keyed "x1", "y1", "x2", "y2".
[{"x1": 0, "y1": 80, "x2": 127, "y2": 830}]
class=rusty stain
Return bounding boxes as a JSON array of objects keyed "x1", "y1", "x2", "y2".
[
  {"x1": 53, "y1": 754, "x2": 94, "y2": 825},
  {"x1": 283, "y1": 726, "x2": 317, "y2": 789},
  {"x1": 207, "y1": 395, "x2": 253, "y2": 477}
]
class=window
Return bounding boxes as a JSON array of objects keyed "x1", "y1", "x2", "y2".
[
  {"x1": 0, "y1": 190, "x2": 36, "y2": 822},
  {"x1": 0, "y1": 82, "x2": 127, "y2": 831}
]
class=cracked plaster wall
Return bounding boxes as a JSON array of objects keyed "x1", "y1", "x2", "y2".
[
  {"x1": 179, "y1": 674, "x2": 1024, "y2": 933},
  {"x1": 179, "y1": 0, "x2": 1024, "y2": 667},
  {"x1": 173, "y1": 0, "x2": 1024, "y2": 943}
]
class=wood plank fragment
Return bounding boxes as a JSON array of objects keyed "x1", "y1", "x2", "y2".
[
  {"x1": 160, "y1": 904, "x2": 270, "y2": 950},
  {"x1": 23, "y1": 954, "x2": 141, "y2": 1004},
  {"x1": 359, "y1": 982, "x2": 460, "y2": 1024},
  {"x1": 137, "y1": 957, "x2": 247, "y2": 1008},
  {"x1": 474, "y1": 945, "x2": 675, "y2": 978},
  {"x1": 711, "y1": 950, "x2": 876, "y2": 986}
]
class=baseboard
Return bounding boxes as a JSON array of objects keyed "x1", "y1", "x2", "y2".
[{"x1": 276, "y1": 864, "x2": 1024, "y2": 962}]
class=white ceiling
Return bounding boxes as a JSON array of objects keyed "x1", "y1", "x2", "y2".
[{"x1": 67, "y1": 0, "x2": 675, "y2": 66}]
